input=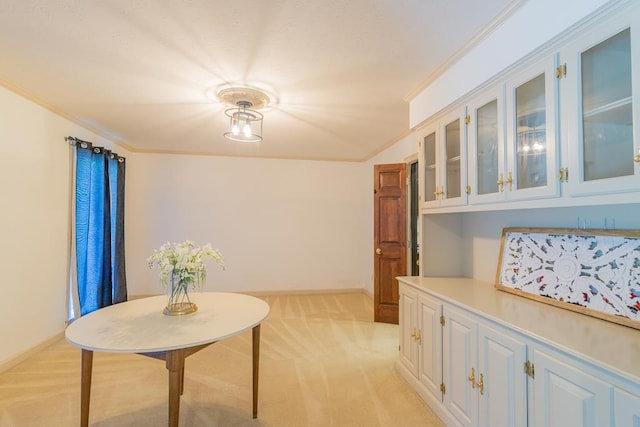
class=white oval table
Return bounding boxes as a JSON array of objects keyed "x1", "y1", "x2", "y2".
[{"x1": 65, "y1": 292, "x2": 270, "y2": 427}]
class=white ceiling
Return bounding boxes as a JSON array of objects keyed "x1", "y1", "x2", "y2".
[{"x1": 0, "y1": 0, "x2": 516, "y2": 161}]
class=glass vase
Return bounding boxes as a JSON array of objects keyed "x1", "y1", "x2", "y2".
[{"x1": 163, "y1": 275, "x2": 198, "y2": 316}]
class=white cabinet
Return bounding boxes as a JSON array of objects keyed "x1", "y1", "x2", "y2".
[
  {"x1": 399, "y1": 287, "x2": 419, "y2": 377},
  {"x1": 419, "y1": 107, "x2": 468, "y2": 209},
  {"x1": 504, "y1": 56, "x2": 560, "y2": 201},
  {"x1": 442, "y1": 304, "x2": 527, "y2": 427},
  {"x1": 419, "y1": 1, "x2": 640, "y2": 214},
  {"x1": 398, "y1": 283, "x2": 443, "y2": 404},
  {"x1": 614, "y1": 388, "x2": 640, "y2": 427},
  {"x1": 397, "y1": 277, "x2": 640, "y2": 427},
  {"x1": 468, "y1": 56, "x2": 560, "y2": 206},
  {"x1": 559, "y1": 8, "x2": 640, "y2": 197},
  {"x1": 467, "y1": 86, "x2": 507, "y2": 205},
  {"x1": 530, "y1": 347, "x2": 613, "y2": 427},
  {"x1": 418, "y1": 291, "x2": 443, "y2": 400},
  {"x1": 477, "y1": 323, "x2": 527, "y2": 427},
  {"x1": 443, "y1": 305, "x2": 477, "y2": 427}
]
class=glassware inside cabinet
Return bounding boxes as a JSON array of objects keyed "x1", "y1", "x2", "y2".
[
  {"x1": 423, "y1": 132, "x2": 437, "y2": 202},
  {"x1": 581, "y1": 28, "x2": 633, "y2": 181},
  {"x1": 444, "y1": 118, "x2": 461, "y2": 199},
  {"x1": 515, "y1": 73, "x2": 547, "y2": 189},
  {"x1": 476, "y1": 99, "x2": 499, "y2": 195}
]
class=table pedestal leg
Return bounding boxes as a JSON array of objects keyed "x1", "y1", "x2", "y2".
[
  {"x1": 81, "y1": 349, "x2": 93, "y2": 427},
  {"x1": 252, "y1": 324, "x2": 261, "y2": 419},
  {"x1": 166, "y1": 349, "x2": 185, "y2": 427}
]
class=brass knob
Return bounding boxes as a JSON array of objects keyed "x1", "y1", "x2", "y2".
[
  {"x1": 376, "y1": 248, "x2": 382, "y2": 255},
  {"x1": 496, "y1": 173, "x2": 504, "y2": 192},
  {"x1": 468, "y1": 367, "x2": 476, "y2": 389},
  {"x1": 634, "y1": 152, "x2": 640, "y2": 163}
]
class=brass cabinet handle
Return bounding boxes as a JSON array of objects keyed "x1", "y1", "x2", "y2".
[
  {"x1": 506, "y1": 171, "x2": 513, "y2": 191},
  {"x1": 496, "y1": 173, "x2": 504, "y2": 192},
  {"x1": 376, "y1": 248, "x2": 382, "y2": 255},
  {"x1": 634, "y1": 152, "x2": 640, "y2": 163},
  {"x1": 477, "y1": 373, "x2": 484, "y2": 395},
  {"x1": 468, "y1": 367, "x2": 476, "y2": 389},
  {"x1": 415, "y1": 329, "x2": 421, "y2": 344}
]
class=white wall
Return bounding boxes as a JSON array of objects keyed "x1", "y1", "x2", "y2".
[
  {"x1": 125, "y1": 153, "x2": 370, "y2": 295},
  {"x1": 410, "y1": 0, "x2": 613, "y2": 127},
  {"x1": 460, "y1": 205, "x2": 640, "y2": 284},
  {"x1": 0, "y1": 86, "x2": 130, "y2": 367}
]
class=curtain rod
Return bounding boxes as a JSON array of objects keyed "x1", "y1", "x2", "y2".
[{"x1": 65, "y1": 136, "x2": 126, "y2": 162}]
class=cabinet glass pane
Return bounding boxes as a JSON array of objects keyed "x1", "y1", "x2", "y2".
[
  {"x1": 445, "y1": 119, "x2": 461, "y2": 199},
  {"x1": 515, "y1": 73, "x2": 547, "y2": 189},
  {"x1": 476, "y1": 100, "x2": 499, "y2": 195},
  {"x1": 581, "y1": 28, "x2": 633, "y2": 181},
  {"x1": 424, "y1": 132, "x2": 437, "y2": 202}
]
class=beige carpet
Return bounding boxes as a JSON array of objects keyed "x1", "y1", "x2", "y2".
[{"x1": 0, "y1": 292, "x2": 444, "y2": 426}]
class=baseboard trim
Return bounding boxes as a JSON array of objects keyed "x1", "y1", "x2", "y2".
[
  {"x1": 0, "y1": 332, "x2": 65, "y2": 375},
  {"x1": 242, "y1": 288, "x2": 367, "y2": 297},
  {"x1": 396, "y1": 360, "x2": 457, "y2": 427},
  {"x1": 131, "y1": 288, "x2": 369, "y2": 299}
]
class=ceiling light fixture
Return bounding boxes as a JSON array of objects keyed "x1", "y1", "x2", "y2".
[{"x1": 218, "y1": 86, "x2": 271, "y2": 143}]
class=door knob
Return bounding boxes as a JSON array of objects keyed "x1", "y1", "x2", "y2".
[{"x1": 376, "y1": 248, "x2": 383, "y2": 255}]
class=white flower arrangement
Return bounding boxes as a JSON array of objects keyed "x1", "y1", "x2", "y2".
[{"x1": 147, "y1": 240, "x2": 225, "y2": 290}]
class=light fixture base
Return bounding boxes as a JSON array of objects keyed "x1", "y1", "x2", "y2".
[{"x1": 217, "y1": 87, "x2": 270, "y2": 110}]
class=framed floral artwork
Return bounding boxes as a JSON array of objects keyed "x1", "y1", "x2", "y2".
[{"x1": 495, "y1": 227, "x2": 640, "y2": 330}]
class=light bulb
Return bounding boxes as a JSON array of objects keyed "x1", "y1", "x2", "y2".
[
  {"x1": 232, "y1": 124, "x2": 239, "y2": 135},
  {"x1": 243, "y1": 124, "x2": 252, "y2": 138}
]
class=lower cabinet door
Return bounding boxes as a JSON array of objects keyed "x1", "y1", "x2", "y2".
[
  {"x1": 531, "y1": 347, "x2": 613, "y2": 427},
  {"x1": 477, "y1": 324, "x2": 528, "y2": 427},
  {"x1": 443, "y1": 306, "x2": 477, "y2": 427},
  {"x1": 418, "y1": 294, "x2": 443, "y2": 400},
  {"x1": 614, "y1": 388, "x2": 640, "y2": 427},
  {"x1": 399, "y1": 288, "x2": 419, "y2": 378}
]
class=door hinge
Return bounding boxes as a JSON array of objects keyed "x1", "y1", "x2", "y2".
[
  {"x1": 440, "y1": 383, "x2": 446, "y2": 394},
  {"x1": 525, "y1": 360, "x2": 535, "y2": 379},
  {"x1": 440, "y1": 315, "x2": 445, "y2": 326},
  {"x1": 464, "y1": 114, "x2": 471, "y2": 125},
  {"x1": 556, "y1": 63, "x2": 567, "y2": 79}
]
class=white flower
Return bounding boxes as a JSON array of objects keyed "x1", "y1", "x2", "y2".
[{"x1": 147, "y1": 240, "x2": 225, "y2": 290}]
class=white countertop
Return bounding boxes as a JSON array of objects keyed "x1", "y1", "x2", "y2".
[
  {"x1": 65, "y1": 292, "x2": 270, "y2": 353},
  {"x1": 397, "y1": 276, "x2": 640, "y2": 383}
]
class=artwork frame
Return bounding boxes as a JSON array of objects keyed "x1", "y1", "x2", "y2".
[{"x1": 495, "y1": 227, "x2": 640, "y2": 330}]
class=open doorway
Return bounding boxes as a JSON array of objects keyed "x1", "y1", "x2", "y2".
[{"x1": 409, "y1": 159, "x2": 419, "y2": 276}]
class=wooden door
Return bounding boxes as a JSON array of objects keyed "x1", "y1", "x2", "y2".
[{"x1": 374, "y1": 163, "x2": 406, "y2": 324}]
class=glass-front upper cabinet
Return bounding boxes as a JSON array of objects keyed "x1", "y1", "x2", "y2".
[
  {"x1": 418, "y1": 108, "x2": 468, "y2": 209},
  {"x1": 505, "y1": 55, "x2": 559, "y2": 201},
  {"x1": 467, "y1": 86, "x2": 506, "y2": 205},
  {"x1": 560, "y1": 10, "x2": 640, "y2": 196},
  {"x1": 422, "y1": 124, "x2": 438, "y2": 207}
]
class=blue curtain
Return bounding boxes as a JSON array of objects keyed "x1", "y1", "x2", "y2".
[{"x1": 71, "y1": 138, "x2": 127, "y2": 317}]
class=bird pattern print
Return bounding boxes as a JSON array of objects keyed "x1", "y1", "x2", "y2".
[{"x1": 498, "y1": 230, "x2": 640, "y2": 322}]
